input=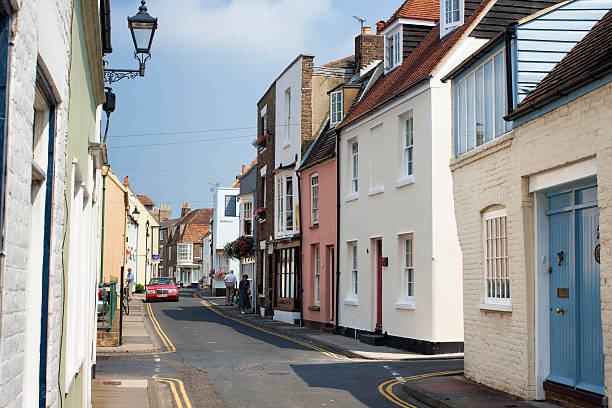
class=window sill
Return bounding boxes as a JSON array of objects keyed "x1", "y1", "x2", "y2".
[
  {"x1": 478, "y1": 303, "x2": 512, "y2": 312},
  {"x1": 309, "y1": 224, "x2": 319, "y2": 229},
  {"x1": 344, "y1": 298, "x2": 358, "y2": 306},
  {"x1": 307, "y1": 305, "x2": 320, "y2": 311},
  {"x1": 344, "y1": 192, "x2": 359, "y2": 202},
  {"x1": 450, "y1": 131, "x2": 515, "y2": 171},
  {"x1": 394, "y1": 300, "x2": 415, "y2": 310},
  {"x1": 394, "y1": 175, "x2": 415, "y2": 188},
  {"x1": 368, "y1": 186, "x2": 384, "y2": 196}
]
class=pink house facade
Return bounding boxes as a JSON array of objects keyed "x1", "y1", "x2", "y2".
[{"x1": 298, "y1": 126, "x2": 337, "y2": 329}]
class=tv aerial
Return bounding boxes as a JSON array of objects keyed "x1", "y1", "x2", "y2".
[{"x1": 353, "y1": 16, "x2": 366, "y2": 32}]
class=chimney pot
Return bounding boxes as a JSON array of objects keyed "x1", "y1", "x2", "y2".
[
  {"x1": 376, "y1": 20, "x2": 385, "y2": 35},
  {"x1": 123, "y1": 176, "x2": 129, "y2": 186},
  {"x1": 362, "y1": 25, "x2": 371, "y2": 35}
]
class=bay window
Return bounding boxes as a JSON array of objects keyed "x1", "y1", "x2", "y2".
[
  {"x1": 277, "y1": 247, "x2": 297, "y2": 298},
  {"x1": 276, "y1": 175, "x2": 295, "y2": 235},
  {"x1": 178, "y1": 243, "x2": 193, "y2": 265},
  {"x1": 455, "y1": 49, "x2": 510, "y2": 156}
]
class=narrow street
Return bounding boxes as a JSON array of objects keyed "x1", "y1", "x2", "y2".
[{"x1": 96, "y1": 289, "x2": 463, "y2": 408}]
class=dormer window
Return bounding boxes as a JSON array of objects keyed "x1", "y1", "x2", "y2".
[
  {"x1": 385, "y1": 30, "x2": 401, "y2": 70},
  {"x1": 441, "y1": 0, "x2": 463, "y2": 38},
  {"x1": 330, "y1": 90, "x2": 343, "y2": 126}
]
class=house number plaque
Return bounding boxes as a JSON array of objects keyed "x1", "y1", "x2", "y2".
[{"x1": 557, "y1": 288, "x2": 569, "y2": 298}]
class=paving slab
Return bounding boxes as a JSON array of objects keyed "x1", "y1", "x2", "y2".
[{"x1": 401, "y1": 375, "x2": 562, "y2": 408}]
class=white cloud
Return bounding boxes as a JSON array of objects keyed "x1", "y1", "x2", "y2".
[{"x1": 140, "y1": 0, "x2": 335, "y2": 60}]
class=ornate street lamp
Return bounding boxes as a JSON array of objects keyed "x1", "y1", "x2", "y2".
[
  {"x1": 128, "y1": 1, "x2": 158, "y2": 76},
  {"x1": 104, "y1": 1, "x2": 158, "y2": 84},
  {"x1": 131, "y1": 207, "x2": 140, "y2": 222}
]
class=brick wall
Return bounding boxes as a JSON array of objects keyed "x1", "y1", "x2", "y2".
[
  {"x1": 355, "y1": 33, "x2": 383, "y2": 72},
  {"x1": 451, "y1": 82, "x2": 612, "y2": 399},
  {"x1": 0, "y1": 0, "x2": 72, "y2": 405},
  {"x1": 256, "y1": 82, "x2": 276, "y2": 313},
  {"x1": 300, "y1": 56, "x2": 314, "y2": 156}
]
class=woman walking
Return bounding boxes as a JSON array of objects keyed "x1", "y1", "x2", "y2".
[{"x1": 238, "y1": 274, "x2": 250, "y2": 315}]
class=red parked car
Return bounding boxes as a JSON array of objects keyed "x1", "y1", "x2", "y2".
[{"x1": 145, "y1": 277, "x2": 179, "y2": 302}]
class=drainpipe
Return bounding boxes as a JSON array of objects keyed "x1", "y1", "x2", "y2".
[
  {"x1": 334, "y1": 128, "x2": 341, "y2": 334},
  {"x1": 296, "y1": 169, "x2": 304, "y2": 327},
  {"x1": 120, "y1": 189, "x2": 128, "y2": 345},
  {"x1": 99, "y1": 166, "x2": 108, "y2": 283}
]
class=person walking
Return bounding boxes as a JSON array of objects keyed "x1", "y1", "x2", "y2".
[
  {"x1": 224, "y1": 270, "x2": 237, "y2": 306},
  {"x1": 126, "y1": 268, "x2": 134, "y2": 294},
  {"x1": 238, "y1": 274, "x2": 250, "y2": 315}
]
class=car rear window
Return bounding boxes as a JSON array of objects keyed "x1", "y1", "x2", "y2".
[{"x1": 149, "y1": 278, "x2": 174, "y2": 285}]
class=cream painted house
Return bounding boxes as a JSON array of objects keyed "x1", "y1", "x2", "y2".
[{"x1": 448, "y1": 3, "x2": 612, "y2": 405}]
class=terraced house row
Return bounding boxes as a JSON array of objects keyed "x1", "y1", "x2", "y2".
[{"x1": 243, "y1": 0, "x2": 612, "y2": 406}]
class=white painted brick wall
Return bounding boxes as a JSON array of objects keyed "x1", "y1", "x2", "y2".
[
  {"x1": 0, "y1": 0, "x2": 71, "y2": 406},
  {"x1": 451, "y1": 82, "x2": 612, "y2": 399}
]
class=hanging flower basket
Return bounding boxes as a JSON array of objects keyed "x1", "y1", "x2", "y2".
[
  {"x1": 252, "y1": 134, "x2": 267, "y2": 149},
  {"x1": 253, "y1": 207, "x2": 266, "y2": 222},
  {"x1": 224, "y1": 235, "x2": 255, "y2": 259}
]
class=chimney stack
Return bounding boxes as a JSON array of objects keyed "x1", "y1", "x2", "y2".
[
  {"x1": 355, "y1": 25, "x2": 384, "y2": 73},
  {"x1": 123, "y1": 176, "x2": 130, "y2": 187},
  {"x1": 181, "y1": 203, "x2": 191, "y2": 218}
]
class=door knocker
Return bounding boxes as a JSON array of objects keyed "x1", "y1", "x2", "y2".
[{"x1": 557, "y1": 251, "x2": 564, "y2": 266}]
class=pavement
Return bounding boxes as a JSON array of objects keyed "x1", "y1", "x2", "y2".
[
  {"x1": 401, "y1": 375, "x2": 562, "y2": 408},
  {"x1": 97, "y1": 294, "x2": 157, "y2": 354},
  {"x1": 207, "y1": 294, "x2": 463, "y2": 361},
  {"x1": 93, "y1": 293, "x2": 175, "y2": 408}
]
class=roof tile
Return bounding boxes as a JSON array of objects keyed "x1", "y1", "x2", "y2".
[
  {"x1": 339, "y1": 0, "x2": 495, "y2": 129},
  {"x1": 383, "y1": 0, "x2": 440, "y2": 31}
]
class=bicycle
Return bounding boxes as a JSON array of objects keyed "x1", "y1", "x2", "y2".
[{"x1": 121, "y1": 284, "x2": 131, "y2": 315}]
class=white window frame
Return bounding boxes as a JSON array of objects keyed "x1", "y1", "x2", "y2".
[
  {"x1": 276, "y1": 174, "x2": 295, "y2": 236},
  {"x1": 314, "y1": 244, "x2": 320, "y2": 306},
  {"x1": 351, "y1": 243, "x2": 358, "y2": 298},
  {"x1": 276, "y1": 178, "x2": 283, "y2": 234},
  {"x1": 285, "y1": 176, "x2": 294, "y2": 230},
  {"x1": 330, "y1": 90, "x2": 343, "y2": 126},
  {"x1": 241, "y1": 199, "x2": 253, "y2": 236},
  {"x1": 351, "y1": 141, "x2": 359, "y2": 193},
  {"x1": 483, "y1": 209, "x2": 510, "y2": 305},
  {"x1": 443, "y1": 0, "x2": 463, "y2": 29},
  {"x1": 404, "y1": 238, "x2": 415, "y2": 299},
  {"x1": 403, "y1": 117, "x2": 414, "y2": 178},
  {"x1": 385, "y1": 29, "x2": 402, "y2": 70},
  {"x1": 455, "y1": 48, "x2": 509, "y2": 156},
  {"x1": 311, "y1": 174, "x2": 319, "y2": 226},
  {"x1": 285, "y1": 88, "x2": 291, "y2": 144},
  {"x1": 178, "y1": 243, "x2": 193, "y2": 265}
]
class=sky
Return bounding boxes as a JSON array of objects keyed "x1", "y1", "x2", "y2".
[{"x1": 105, "y1": 0, "x2": 400, "y2": 219}]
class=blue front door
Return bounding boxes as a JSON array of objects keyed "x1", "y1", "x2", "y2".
[{"x1": 547, "y1": 180, "x2": 604, "y2": 395}]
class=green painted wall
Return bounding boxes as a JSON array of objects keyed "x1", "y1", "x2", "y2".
[{"x1": 61, "y1": 0, "x2": 101, "y2": 404}]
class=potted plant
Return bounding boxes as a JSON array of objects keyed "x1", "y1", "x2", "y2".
[
  {"x1": 253, "y1": 207, "x2": 266, "y2": 222},
  {"x1": 252, "y1": 134, "x2": 267, "y2": 149},
  {"x1": 224, "y1": 235, "x2": 255, "y2": 259}
]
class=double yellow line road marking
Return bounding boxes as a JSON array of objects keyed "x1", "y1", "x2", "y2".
[
  {"x1": 378, "y1": 370, "x2": 464, "y2": 408},
  {"x1": 155, "y1": 377, "x2": 192, "y2": 408},
  {"x1": 195, "y1": 292, "x2": 344, "y2": 359},
  {"x1": 146, "y1": 301, "x2": 176, "y2": 352}
]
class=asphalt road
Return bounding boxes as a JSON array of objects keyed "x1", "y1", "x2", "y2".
[{"x1": 96, "y1": 288, "x2": 464, "y2": 408}]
